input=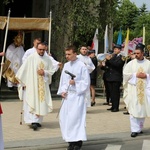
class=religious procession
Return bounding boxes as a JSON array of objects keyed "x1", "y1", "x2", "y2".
[{"x1": 1, "y1": 1, "x2": 150, "y2": 150}]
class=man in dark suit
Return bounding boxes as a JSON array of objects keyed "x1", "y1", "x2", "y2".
[{"x1": 105, "y1": 44, "x2": 125, "y2": 112}]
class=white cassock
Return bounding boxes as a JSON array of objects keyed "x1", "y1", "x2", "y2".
[
  {"x1": 57, "y1": 58, "x2": 90, "y2": 142},
  {"x1": 16, "y1": 52, "x2": 55, "y2": 124},
  {"x1": 123, "y1": 58, "x2": 150, "y2": 132},
  {"x1": 77, "y1": 54, "x2": 95, "y2": 107},
  {"x1": 5, "y1": 43, "x2": 25, "y2": 87}
]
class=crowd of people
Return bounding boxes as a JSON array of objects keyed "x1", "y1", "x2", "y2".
[{"x1": 0, "y1": 34, "x2": 150, "y2": 150}]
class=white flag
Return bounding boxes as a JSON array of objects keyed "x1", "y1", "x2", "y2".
[
  {"x1": 104, "y1": 25, "x2": 109, "y2": 53},
  {"x1": 91, "y1": 28, "x2": 99, "y2": 55}
]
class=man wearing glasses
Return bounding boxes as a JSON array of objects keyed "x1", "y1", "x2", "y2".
[{"x1": 16, "y1": 42, "x2": 55, "y2": 130}]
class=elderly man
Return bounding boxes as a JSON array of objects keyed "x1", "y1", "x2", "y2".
[{"x1": 123, "y1": 43, "x2": 150, "y2": 137}]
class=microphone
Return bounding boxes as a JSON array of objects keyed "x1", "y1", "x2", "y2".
[{"x1": 64, "y1": 70, "x2": 76, "y2": 79}]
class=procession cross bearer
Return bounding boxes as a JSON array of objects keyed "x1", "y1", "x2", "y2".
[
  {"x1": 57, "y1": 45, "x2": 90, "y2": 150},
  {"x1": 16, "y1": 42, "x2": 55, "y2": 130},
  {"x1": 123, "y1": 43, "x2": 150, "y2": 138}
]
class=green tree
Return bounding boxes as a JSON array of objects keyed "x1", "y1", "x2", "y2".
[{"x1": 115, "y1": 0, "x2": 139, "y2": 30}]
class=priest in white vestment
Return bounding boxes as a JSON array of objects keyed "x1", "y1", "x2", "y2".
[
  {"x1": 123, "y1": 43, "x2": 150, "y2": 138},
  {"x1": 16, "y1": 43, "x2": 55, "y2": 130},
  {"x1": 22, "y1": 38, "x2": 61, "y2": 72},
  {"x1": 57, "y1": 45, "x2": 90, "y2": 150},
  {"x1": 5, "y1": 34, "x2": 25, "y2": 90},
  {"x1": 77, "y1": 46, "x2": 95, "y2": 107},
  {"x1": 22, "y1": 37, "x2": 41, "y2": 63}
]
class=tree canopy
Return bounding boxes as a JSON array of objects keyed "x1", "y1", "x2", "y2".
[{"x1": 2, "y1": 0, "x2": 150, "y2": 52}]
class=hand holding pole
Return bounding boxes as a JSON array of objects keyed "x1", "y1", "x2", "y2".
[{"x1": 56, "y1": 71, "x2": 76, "y2": 118}]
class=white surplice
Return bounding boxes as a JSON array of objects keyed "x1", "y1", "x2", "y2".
[
  {"x1": 77, "y1": 54, "x2": 95, "y2": 73},
  {"x1": 6, "y1": 43, "x2": 25, "y2": 87},
  {"x1": 123, "y1": 58, "x2": 150, "y2": 118},
  {"x1": 16, "y1": 52, "x2": 55, "y2": 121},
  {"x1": 57, "y1": 58, "x2": 90, "y2": 142},
  {"x1": 77, "y1": 54, "x2": 95, "y2": 107}
]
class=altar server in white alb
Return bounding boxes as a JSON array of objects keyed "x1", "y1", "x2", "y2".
[
  {"x1": 77, "y1": 46, "x2": 95, "y2": 107},
  {"x1": 57, "y1": 45, "x2": 90, "y2": 150},
  {"x1": 123, "y1": 43, "x2": 150, "y2": 138},
  {"x1": 16, "y1": 42, "x2": 55, "y2": 131},
  {"x1": 5, "y1": 33, "x2": 25, "y2": 90}
]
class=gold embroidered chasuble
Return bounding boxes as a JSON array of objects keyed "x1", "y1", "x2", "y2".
[
  {"x1": 16, "y1": 52, "x2": 55, "y2": 115},
  {"x1": 123, "y1": 58, "x2": 150, "y2": 118}
]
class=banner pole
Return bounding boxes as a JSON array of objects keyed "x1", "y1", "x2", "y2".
[{"x1": 0, "y1": 9, "x2": 11, "y2": 87}]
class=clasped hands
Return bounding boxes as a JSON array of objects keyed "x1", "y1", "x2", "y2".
[
  {"x1": 136, "y1": 72, "x2": 147, "y2": 79},
  {"x1": 37, "y1": 69, "x2": 45, "y2": 76}
]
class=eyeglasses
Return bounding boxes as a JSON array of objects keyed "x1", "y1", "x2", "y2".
[{"x1": 38, "y1": 49, "x2": 45, "y2": 51}]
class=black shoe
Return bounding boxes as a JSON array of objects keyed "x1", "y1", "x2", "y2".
[
  {"x1": 103, "y1": 102, "x2": 109, "y2": 105},
  {"x1": 91, "y1": 102, "x2": 96, "y2": 106},
  {"x1": 9, "y1": 87, "x2": 15, "y2": 91},
  {"x1": 31, "y1": 123, "x2": 38, "y2": 131},
  {"x1": 123, "y1": 111, "x2": 129, "y2": 115},
  {"x1": 131, "y1": 132, "x2": 138, "y2": 137},
  {"x1": 139, "y1": 131, "x2": 143, "y2": 134},
  {"x1": 77, "y1": 141, "x2": 82, "y2": 148},
  {"x1": 36, "y1": 123, "x2": 42, "y2": 127},
  {"x1": 67, "y1": 145, "x2": 74, "y2": 150},
  {"x1": 67, "y1": 142, "x2": 74, "y2": 150},
  {"x1": 32, "y1": 123, "x2": 42, "y2": 127},
  {"x1": 73, "y1": 146, "x2": 80, "y2": 150},
  {"x1": 111, "y1": 109, "x2": 119, "y2": 112},
  {"x1": 107, "y1": 107, "x2": 112, "y2": 111}
]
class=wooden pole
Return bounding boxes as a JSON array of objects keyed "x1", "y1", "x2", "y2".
[{"x1": 0, "y1": 9, "x2": 11, "y2": 87}]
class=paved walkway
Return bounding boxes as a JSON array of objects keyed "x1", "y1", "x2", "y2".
[{"x1": 1, "y1": 97, "x2": 150, "y2": 149}]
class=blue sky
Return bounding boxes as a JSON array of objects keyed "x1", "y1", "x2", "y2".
[{"x1": 130, "y1": 0, "x2": 150, "y2": 11}]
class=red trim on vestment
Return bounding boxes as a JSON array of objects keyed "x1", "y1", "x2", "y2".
[{"x1": 0, "y1": 103, "x2": 3, "y2": 114}]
